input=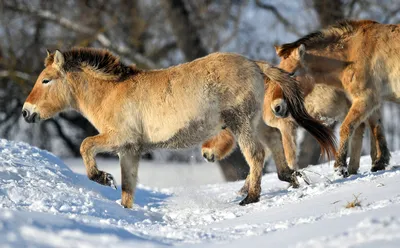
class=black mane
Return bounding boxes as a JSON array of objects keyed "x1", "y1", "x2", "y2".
[
  {"x1": 277, "y1": 20, "x2": 378, "y2": 58},
  {"x1": 45, "y1": 47, "x2": 140, "y2": 81}
]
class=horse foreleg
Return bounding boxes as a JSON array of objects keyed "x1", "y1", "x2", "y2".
[
  {"x1": 119, "y1": 149, "x2": 140, "y2": 208},
  {"x1": 279, "y1": 122, "x2": 298, "y2": 170},
  {"x1": 80, "y1": 133, "x2": 118, "y2": 188},
  {"x1": 348, "y1": 123, "x2": 365, "y2": 175},
  {"x1": 258, "y1": 123, "x2": 299, "y2": 188},
  {"x1": 201, "y1": 129, "x2": 236, "y2": 162},
  {"x1": 368, "y1": 109, "x2": 390, "y2": 172}
]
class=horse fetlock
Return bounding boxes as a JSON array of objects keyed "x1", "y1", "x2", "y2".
[{"x1": 237, "y1": 184, "x2": 249, "y2": 196}]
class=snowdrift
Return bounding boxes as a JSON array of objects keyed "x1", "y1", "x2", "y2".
[{"x1": 1, "y1": 139, "x2": 400, "y2": 247}]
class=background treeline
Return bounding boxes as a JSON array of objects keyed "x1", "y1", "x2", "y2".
[{"x1": 1, "y1": 0, "x2": 399, "y2": 180}]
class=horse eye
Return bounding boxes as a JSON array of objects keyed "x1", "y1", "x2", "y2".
[{"x1": 42, "y1": 79, "x2": 51, "y2": 84}]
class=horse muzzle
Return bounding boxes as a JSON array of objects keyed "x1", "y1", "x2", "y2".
[{"x1": 22, "y1": 108, "x2": 40, "y2": 123}]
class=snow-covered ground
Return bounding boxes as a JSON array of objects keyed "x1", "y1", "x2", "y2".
[
  {"x1": 64, "y1": 157, "x2": 225, "y2": 188},
  {"x1": 1, "y1": 139, "x2": 400, "y2": 247}
]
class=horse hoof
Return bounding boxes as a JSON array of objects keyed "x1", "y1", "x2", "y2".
[
  {"x1": 371, "y1": 160, "x2": 387, "y2": 172},
  {"x1": 290, "y1": 171, "x2": 302, "y2": 188},
  {"x1": 105, "y1": 173, "x2": 117, "y2": 189},
  {"x1": 202, "y1": 151, "x2": 215, "y2": 163},
  {"x1": 334, "y1": 166, "x2": 349, "y2": 178},
  {"x1": 347, "y1": 169, "x2": 358, "y2": 175},
  {"x1": 239, "y1": 195, "x2": 259, "y2": 206}
]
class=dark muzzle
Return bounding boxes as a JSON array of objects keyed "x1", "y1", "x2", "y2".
[{"x1": 22, "y1": 109, "x2": 38, "y2": 123}]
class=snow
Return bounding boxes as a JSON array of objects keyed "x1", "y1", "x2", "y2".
[
  {"x1": 64, "y1": 157, "x2": 225, "y2": 188},
  {"x1": 1, "y1": 139, "x2": 400, "y2": 247}
]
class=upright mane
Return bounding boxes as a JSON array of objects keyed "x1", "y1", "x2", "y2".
[
  {"x1": 45, "y1": 48, "x2": 140, "y2": 81},
  {"x1": 277, "y1": 20, "x2": 378, "y2": 58}
]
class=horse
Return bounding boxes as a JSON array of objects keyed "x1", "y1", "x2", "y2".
[
  {"x1": 22, "y1": 48, "x2": 336, "y2": 208},
  {"x1": 202, "y1": 82, "x2": 389, "y2": 175},
  {"x1": 202, "y1": 62, "x2": 338, "y2": 192},
  {"x1": 272, "y1": 20, "x2": 394, "y2": 176}
]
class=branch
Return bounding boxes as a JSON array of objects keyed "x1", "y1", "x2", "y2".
[
  {"x1": 215, "y1": 2, "x2": 245, "y2": 51},
  {"x1": 255, "y1": 0, "x2": 302, "y2": 37},
  {"x1": 148, "y1": 41, "x2": 177, "y2": 61},
  {"x1": 382, "y1": 5, "x2": 400, "y2": 24},
  {"x1": 48, "y1": 119, "x2": 81, "y2": 156},
  {"x1": 0, "y1": 70, "x2": 32, "y2": 81},
  {"x1": 345, "y1": 0, "x2": 359, "y2": 18},
  {"x1": 4, "y1": 3, "x2": 157, "y2": 68}
]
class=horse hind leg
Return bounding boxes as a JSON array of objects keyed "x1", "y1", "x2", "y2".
[
  {"x1": 229, "y1": 118, "x2": 265, "y2": 205},
  {"x1": 368, "y1": 110, "x2": 390, "y2": 172},
  {"x1": 348, "y1": 123, "x2": 365, "y2": 175},
  {"x1": 257, "y1": 122, "x2": 299, "y2": 188},
  {"x1": 335, "y1": 97, "x2": 378, "y2": 177}
]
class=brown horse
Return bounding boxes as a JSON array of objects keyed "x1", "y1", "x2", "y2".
[
  {"x1": 203, "y1": 82, "x2": 388, "y2": 175},
  {"x1": 273, "y1": 20, "x2": 393, "y2": 176},
  {"x1": 22, "y1": 48, "x2": 335, "y2": 207}
]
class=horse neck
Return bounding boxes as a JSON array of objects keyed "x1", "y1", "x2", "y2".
[
  {"x1": 303, "y1": 48, "x2": 350, "y2": 89},
  {"x1": 67, "y1": 72, "x2": 119, "y2": 116}
]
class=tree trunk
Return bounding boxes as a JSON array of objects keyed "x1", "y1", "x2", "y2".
[
  {"x1": 161, "y1": 0, "x2": 207, "y2": 60},
  {"x1": 312, "y1": 0, "x2": 344, "y2": 27}
]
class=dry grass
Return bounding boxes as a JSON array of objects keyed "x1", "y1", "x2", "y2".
[{"x1": 345, "y1": 194, "x2": 362, "y2": 208}]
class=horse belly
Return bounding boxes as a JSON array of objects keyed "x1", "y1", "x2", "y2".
[{"x1": 146, "y1": 117, "x2": 222, "y2": 150}]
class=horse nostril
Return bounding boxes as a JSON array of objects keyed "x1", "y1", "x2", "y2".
[
  {"x1": 274, "y1": 105, "x2": 281, "y2": 114},
  {"x1": 31, "y1": 112, "x2": 37, "y2": 122},
  {"x1": 22, "y1": 109, "x2": 29, "y2": 119}
]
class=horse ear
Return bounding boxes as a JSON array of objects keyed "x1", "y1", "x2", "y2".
[
  {"x1": 298, "y1": 44, "x2": 306, "y2": 58},
  {"x1": 53, "y1": 50, "x2": 65, "y2": 69},
  {"x1": 293, "y1": 44, "x2": 306, "y2": 60},
  {"x1": 274, "y1": 45, "x2": 282, "y2": 56}
]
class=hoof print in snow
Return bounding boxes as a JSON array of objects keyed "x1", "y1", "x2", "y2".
[{"x1": 239, "y1": 195, "x2": 259, "y2": 206}]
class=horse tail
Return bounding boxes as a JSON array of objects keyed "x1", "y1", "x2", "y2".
[{"x1": 255, "y1": 61, "x2": 337, "y2": 160}]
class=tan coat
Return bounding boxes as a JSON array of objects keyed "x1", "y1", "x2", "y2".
[{"x1": 23, "y1": 48, "x2": 334, "y2": 207}]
